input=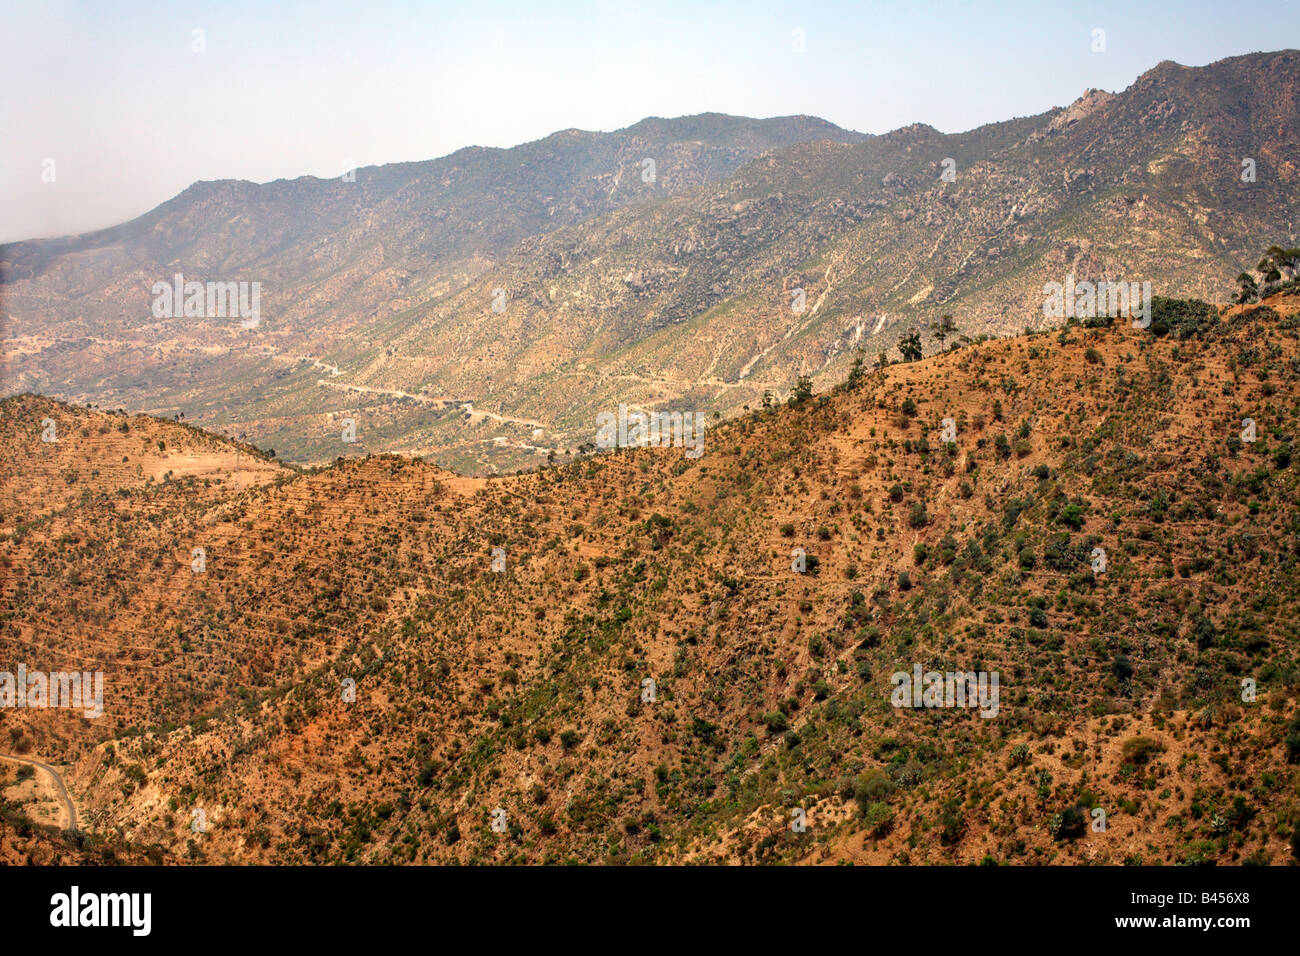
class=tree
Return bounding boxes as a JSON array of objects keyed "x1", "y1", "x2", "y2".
[
  {"x1": 1286, "y1": 714, "x2": 1300, "y2": 764},
  {"x1": 847, "y1": 349, "x2": 866, "y2": 388},
  {"x1": 1111, "y1": 654, "x2": 1134, "y2": 682},
  {"x1": 1277, "y1": 246, "x2": 1300, "y2": 280},
  {"x1": 931, "y1": 313, "x2": 958, "y2": 350},
  {"x1": 790, "y1": 375, "x2": 814, "y2": 404},
  {"x1": 1237, "y1": 243, "x2": 1300, "y2": 302},
  {"x1": 1265, "y1": 245, "x2": 1300, "y2": 281},
  {"x1": 1235, "y1": 272, "x2": 1259, "y2": 304},
  {"x1": 898, "y1": 331, "x2": 923, "y2": 362}
]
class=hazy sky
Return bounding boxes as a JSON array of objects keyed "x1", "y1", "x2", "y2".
[{"x1": 2, "y1": 0, "x2": 1297, "y2": 243}]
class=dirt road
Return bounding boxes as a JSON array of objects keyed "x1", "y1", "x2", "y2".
[{"x1": 0, "y1": 753, "x2": 77, "y2": 831}]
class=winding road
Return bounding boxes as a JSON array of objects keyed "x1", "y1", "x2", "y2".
[{"x1": 0, "y1": 753, "x2": 77, "y2": 832}]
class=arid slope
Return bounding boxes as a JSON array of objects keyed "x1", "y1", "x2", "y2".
[{"x1": 2, "y1": 292, "x2": 1299, "y2": 864}]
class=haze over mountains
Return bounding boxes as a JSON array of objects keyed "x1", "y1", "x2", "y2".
[{"x1": 4, "y1": 51, "x2": 1299, "y2": 472}]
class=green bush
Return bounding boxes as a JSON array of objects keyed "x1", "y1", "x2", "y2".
[
  {"x1": 1148, "y1": 296, "x2": 1220, "y2": 338},
  {"x1": 854, "y1": 769, "x2": 895, "y2": 812}
]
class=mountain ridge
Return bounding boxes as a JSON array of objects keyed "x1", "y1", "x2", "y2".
[{"x1": 3, "y1": 51, "x2": 1298, "y2": 474}]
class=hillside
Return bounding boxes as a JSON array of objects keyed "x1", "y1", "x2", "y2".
[
  {"x1": 2, "y1": 288, "x2": 1298, "y2": 865},
  {"x1": 4, "y1": 53, "x2": 1299, "y2": 472}
]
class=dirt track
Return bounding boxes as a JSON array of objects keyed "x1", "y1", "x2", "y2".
[{"x1": 0, "y1": 753, "x2": 77, "y2": 831}]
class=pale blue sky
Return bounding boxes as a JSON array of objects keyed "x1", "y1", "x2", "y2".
[{"x1": 2, "y1": 0, "x2": 1297, "y2": 242}]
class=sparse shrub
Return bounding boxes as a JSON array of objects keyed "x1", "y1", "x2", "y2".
[
  {"x1": 1008, "y1": 743, "x2": 1031, "y2": 768},
  {"x1": 1111, "y1": 654, "x2": 1133, "y2": 681},
  {"x1": 1121, "y1": 736, "x2": 1164, "y2": 766},
  {"x1": 1285, "y1": 715, "x2": 1300, "y2": 764},
  {"x1": 1050, "y1": 804, "x2": 1087, "y2": 840}
]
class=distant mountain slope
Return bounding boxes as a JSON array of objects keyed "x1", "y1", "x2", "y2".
[
  {"x1": 3, "y1": 53, "x2": 1299, "y2": 472},
  {"x1": 394, "y1": 51, "x2": 1300, "y2": 446},
  {"x1": 1, "y1": 112, "x2": 865, "y2": 296},
  {"x1": 1, "y1": 113, "x2": 864, "y2": 467}
]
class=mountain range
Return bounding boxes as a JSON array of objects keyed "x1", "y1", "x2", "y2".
[{"x1": 4, "y1": 51, "x2": 1299, "y2": 472}]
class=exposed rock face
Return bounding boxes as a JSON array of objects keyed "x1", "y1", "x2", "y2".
[{"x1": 1046, "y1": 88, "x2": 1117, "y2": 135}]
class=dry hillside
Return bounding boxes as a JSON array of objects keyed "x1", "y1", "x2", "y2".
[{"x1": 2, "y1": 291, "x2": 1299, "y2": 865}]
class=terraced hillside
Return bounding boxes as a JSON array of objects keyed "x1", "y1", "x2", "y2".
[{"x1": 2, "y1": 288, "x2": 1298, "y2": 865}]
